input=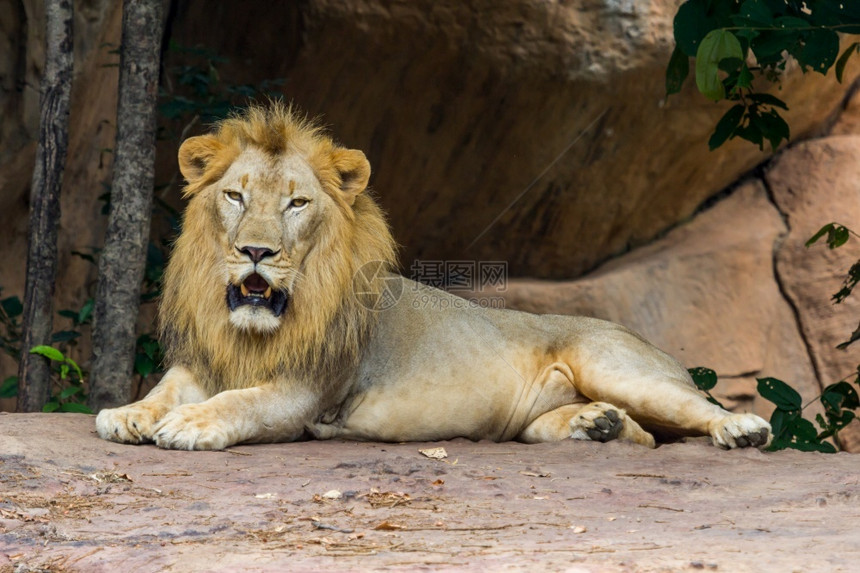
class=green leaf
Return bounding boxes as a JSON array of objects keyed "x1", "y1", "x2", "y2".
[
  {"x1": 666, "y1": 45, "x2": 690, "y2": 95},
  {"x1": 51, "y1": 330, "x2": 81, "y2": 343},
  {"x1": 674, "y1": 0, "x2": 716, "y2": 57},
  {"x1": 807, "y1": 223, "x2": 852, "y2": 250},
  {"x1": 135, "y1": 354, "x2": 155, "y2": 379},
  {"x1": 756, "y1": 109, "x2": 791, "y2": 151},
  {"x1": 70, "y1": 250, "x2": 96, "y2": 264},
  {"x1": 768, "y1": 436, "x2": 792, "y2": 451},
  {"x1": 58, "y1": 402, "x2": 93, "y2": 414},
  {"x1": 0, "y1": 376, "x2": 18, "y2": 398},
  {"x1": 688, "y1": 367, "x2": 718, "y2": 391},
  {"x1": 786, "y1": 416, "x2": 818, "y2": 441},
  {"x1": 798, "y1": 29, "x2": 840, "y2": 75},
  {"x1": 66, "y1": 356, "x2": 84, "y2": 382},
  {"x1": 757, "y1": 377, "x2": 802, "y2": 411},
  {"x1": 29, "y1": 345, "x2": 65, "y2": 362},
  {"x1": 819, "y1": 411, "x2": 856, "y2": 439},
  {"x1": 747, "y1": 93, "x2": 789, "y2": 110},
  {"x1": 717, "y1": 57, "x2": 743, "y2": 74},
  {"x1": 736, "y1": 0, "x2": 773, "y2": 27},
  {"x1": 788, "y1": 440, "x2": 837, "y2": 454},
  {"x1": 708, "y1": 104, "x2": 745, "y2": 150},
  {"x1": 830, "y1": 225, "x2": 850, "y2": 249},
  {"x1": 59, "y1": 385, "x2": 83, "y2": 399},
  {"x1": 751, "y1": 29, "x2": 801, "y2": 62},
  {"x1": 141, "y1": 340, "x2": 161, "y2": 361},
  {"x1": 0, "y1": 296, "x2": 23, "y2": 319},
  {"x1": 835, "y1": 43, "x2": 859, "y2": 83},
  {"x1": 774, "y1": 16, "x2": 809, "y2": 29},
  {"x1": 60, "y1": 364, "x2": 69, "y2": 380},
  {"x1": 78, "y1": 299, "x2": 95, "y2": 325},
  {"x1": 836, "y1": 319, "x2": 860, "y2": 349},
  {"x1": 805, "y1": 223, "x2": 834, "y2": 247},
  {"x1": 42, "y1": 401, "x2": 60, "y2": 413},
  {"x1": 696, "y1": 30, "x2": 743, "y2": 101},
  {"x1": 822, "y1": 381, "x2": 860, "y2": 410},
  {"x1": 735, "y1": 64, "x2": 754, "y2": 89},
  {"x1": 735, "y1": 123, "x2": 764, "y2": 149},
  {"x1": 769, "y1": 408, "x2": 797, "y2": 441}
]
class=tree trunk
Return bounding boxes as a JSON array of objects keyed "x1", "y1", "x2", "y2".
[
  {"x1": 17, "y1": 0, "x2": 74, "y2": 412},
  {"x1": 89, "y1": 0, "x2": 163, "y2": 411}
]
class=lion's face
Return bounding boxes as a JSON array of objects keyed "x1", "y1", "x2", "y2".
[
  {"x1": 176, "y1": 118, "x2": 374, "y2": 336},
  {"x1": 210, "y1": 147, "x2": 336, "y2": 333}
]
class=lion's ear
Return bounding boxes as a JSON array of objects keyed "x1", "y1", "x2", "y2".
[
  {"x1": 331, "y1": 148, "x2": 371, "y2": 204},
  {"x1": 178, "y1": 135, "x2": 225, "y2": 186}
]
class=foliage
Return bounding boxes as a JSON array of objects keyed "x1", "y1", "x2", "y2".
[
  {"x1": 688, "y1": 366, "x2": 724, "y2": 406},
  {"x1": 0, "y1": 289, "x2": 23, "y2": 401},
  {"x1": 689, "y1": 223, "x2": 859, "y2": 453},
  {"x1": 28, "y1": 345, "x2": 92, "y2": 413},
  {"x1": 668, "y1": 0, "x2": 860, "y2": 150},
  {"x1": 806, "y1": 223, "x2": 860, "y2": 312},
  {"x1": 159, "y1": 42, "x2": 285, "y2": 139},
  {"x1": 0, "y1": 289, "x2": 23, "y2": 361}
]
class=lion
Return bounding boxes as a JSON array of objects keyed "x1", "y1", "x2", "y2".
[{"x1": 96, "y1": 103, "x2": 772, "y2": 451}]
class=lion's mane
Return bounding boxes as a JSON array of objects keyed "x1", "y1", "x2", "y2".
[{"x1": 159, "y1": 104, "x2": 397, "y2": 395}]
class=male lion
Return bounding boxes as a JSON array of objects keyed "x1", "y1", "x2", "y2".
[{"x1": 96, "y1": 103, "x2": 771, "y2": 451}]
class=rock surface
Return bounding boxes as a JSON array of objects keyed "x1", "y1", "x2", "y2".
[{"x1": 1, "y1": 413, "x2": 858, "y2": 572}]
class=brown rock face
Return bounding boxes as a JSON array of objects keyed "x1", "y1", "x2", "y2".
[{"x1": 274, "y1": 0, "x2": 857, "y2": 278}]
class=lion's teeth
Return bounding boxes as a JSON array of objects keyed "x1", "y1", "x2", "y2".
[
  {"x1": 264, "y1": 287, "x2": 272, "y2": 299},
  {"x1": 240, "y1": 283, "x2": 250, "y2": 297}
]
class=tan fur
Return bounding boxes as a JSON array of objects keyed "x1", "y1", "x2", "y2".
[
  {"x1": 96, "y1": 103, "x2": 772, "y2": 452},
  {"x1": 161, "y1": 103, "x2": 395, "y2": 396}
]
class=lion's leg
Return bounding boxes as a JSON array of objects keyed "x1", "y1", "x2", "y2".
[
  {"x1": 96, "y1": 365, "x2": 207, "y2": 444},
  {"x1": 574, "y1": 369, "x2": 771, "y2": 449},
  {"x1": 518, "y1": 402, "x2": 656, "y2": 448},
  {"x1": 152, "y1": 384, "x2": 317, "y2": 450}
]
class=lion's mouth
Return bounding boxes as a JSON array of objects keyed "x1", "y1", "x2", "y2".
[{"x1": 226, "y1": 273, "x2": 289, "y2": 316}]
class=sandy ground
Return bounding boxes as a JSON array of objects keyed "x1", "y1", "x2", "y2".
[{"x1": 0, "y1": 413, "x2": 857, "y2": 572}]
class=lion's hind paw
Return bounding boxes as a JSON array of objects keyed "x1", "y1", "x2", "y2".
[
  {"x1": 569, "y1": 402, "x2": 625, "y2": 443},
  {"x1": 710, "y1": 413, "x2": 772, "y2": 449}
]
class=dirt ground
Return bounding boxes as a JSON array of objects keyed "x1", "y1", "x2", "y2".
[{"x1": 0, "y1": 413, "x2": 857, "y2": 572}]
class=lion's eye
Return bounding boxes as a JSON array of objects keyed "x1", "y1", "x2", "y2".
[
  {"x1": 225, "y1": 190, "x2": 243, "y2": 205},
  {"x1": 289, "y1": 198, "x2": 309, "y2": 209}
]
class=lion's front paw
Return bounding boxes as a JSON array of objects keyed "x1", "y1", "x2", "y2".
[
  {"x1": 152, "y1": 404, "x2": 233, "y2": 451},
  {"x1": 710, "y1": 413, "x2": 772, "y2": 449},
  {"x1": 96, "y1": 404, "x2": 164, "y2": 444},
  {"x1": 569, "y1": 402, "x2": 625, "y2": 443}
]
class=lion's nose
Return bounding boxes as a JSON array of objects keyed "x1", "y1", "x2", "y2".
[{"x1": 238, "y1": 246, "x2": 277, "y2": 263}]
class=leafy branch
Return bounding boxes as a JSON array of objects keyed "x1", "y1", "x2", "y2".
[
  {"x1": 688, "y1": 222, "x2": 859, "y2": 452},
  {"x1": 668, "y1": 0, "x2": 860, "y2": 151}
]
